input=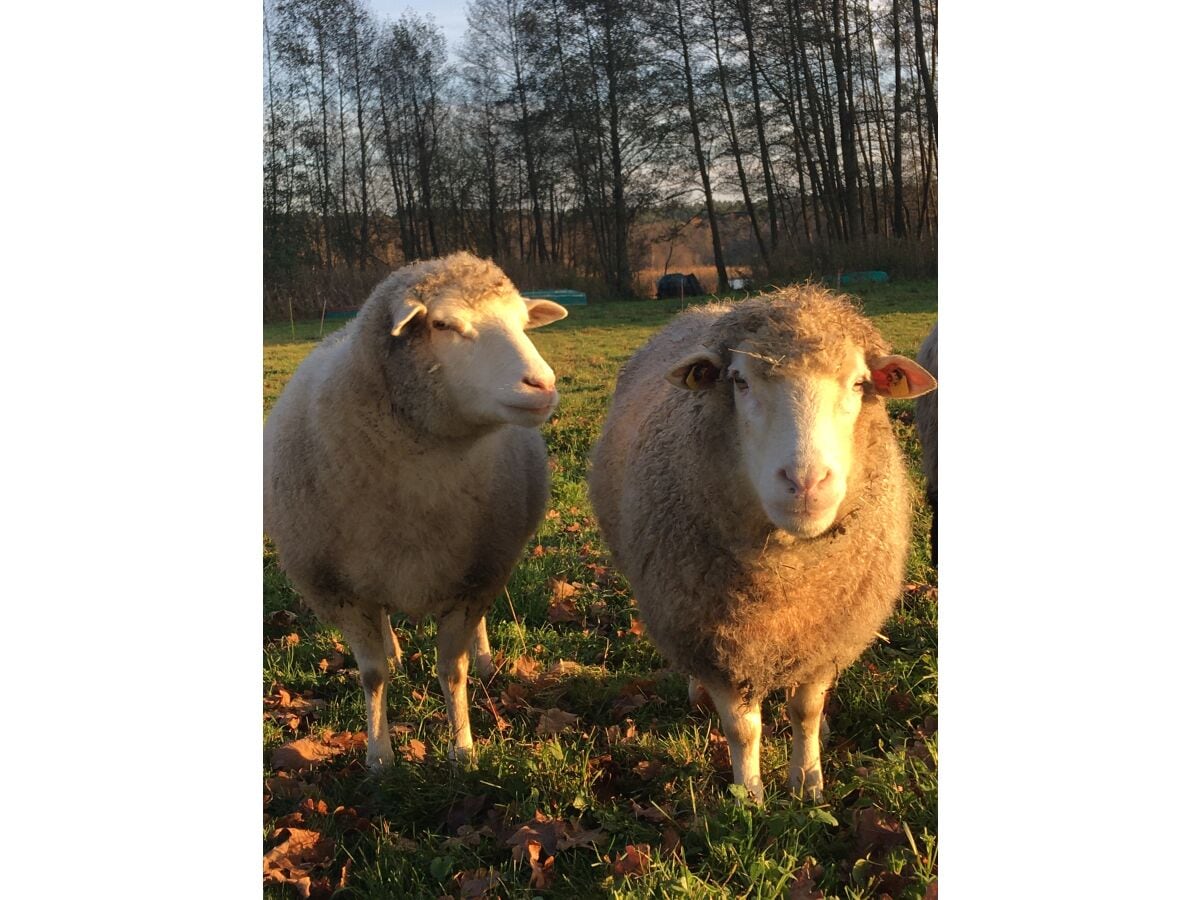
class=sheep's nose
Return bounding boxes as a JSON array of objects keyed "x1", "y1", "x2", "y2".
[
  {"x1": 523, "y1": 373, "x2": 556, "y2": 393},
  {"x1": 779, "y1": 466, "x2": 833, "y2": 497}
]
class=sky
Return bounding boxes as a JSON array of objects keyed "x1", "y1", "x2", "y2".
[{"x1": 371, "y1": 0, "x2": 469, "y2": 49}]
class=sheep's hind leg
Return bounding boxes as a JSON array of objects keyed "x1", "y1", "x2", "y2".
[
  {"x1": 471, "y1": 614, "x2": 495, "y2": 680},
  {"x1": 339, "y1": 607, "x2": 394, "y2": 770},
  {"x1": 436, "y1": 608, "x2": 479, "y2": 761},
  {"x1": 380, "y1": 608, "x2": 403, "y2": 668},
  {"x1": 706, "y1": 682, "x2": 765, "y2": 803},
  {"x1": 786, "y1": 678, "x2": 831, "y2": 801}
]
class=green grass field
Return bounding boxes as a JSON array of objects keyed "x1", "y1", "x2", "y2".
[{"x1": 263, "y1": 281, "x2": 938, "y2": 899}]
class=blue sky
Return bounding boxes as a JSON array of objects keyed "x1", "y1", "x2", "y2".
[{"x1": 370, "y1": 0, "x2": 469, "y2": 48}]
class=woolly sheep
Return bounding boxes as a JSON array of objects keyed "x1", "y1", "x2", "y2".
[
  {"x1": 914, "y1": 323, "x2": 938, "y2": 566},
  {"x1": 264, "y1": 252, "x2": 568, "y2": 770},
  {"x1": 588, "y1": 286, "x2": 936, "y2": 802}
]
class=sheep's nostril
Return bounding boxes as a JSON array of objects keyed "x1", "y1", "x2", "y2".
[
  {"x1": 778, "y1": 468, "x2": 799, "y2": 493},
  {"x1": 523, "y1": 374, "x2": 555, "y2": 393}
]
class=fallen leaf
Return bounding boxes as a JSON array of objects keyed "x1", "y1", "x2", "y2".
[
  {"x1": 397, "y1": 739, "x2": 426, "y2": 763},
  {"x1": 444, "y1": 794, "x2": 491, "y2": 832},
  {"x1": 853, "y1": 807, "x2": 907, "y2": 856},
  {"x1": 628, "y1": 618, "x2": 645, "y2": 637},
  {"x1": 549, "y1": 578, "x2": 578, "y2": 600},
  {"x1": 633, "y1": 759, "x2": 662, "y2": 780},
  {"x1": 708, "y1": 732, "x2": 731, "y2": 772},
  {"x1": 271, "y1": 738, "x2": 340, "y2": 772},
  {"x1": 526, "y1": 840, "x2": 555, "y2": 889},
  {"x1": 558, "y1": 823, "x2": 607, "y2": 851},
  {"x1": 612, "y1": 843, "x2": 652, "y2": 878},
  {"x1": 500, "y1": 682, "x2": 530, "y2": 711},
  {"x1": 611, "y1": 693, "x2": 649, "y2": 719},
  {"x1": 546, "y1": 509, "x2": 561, "y2": 520},
  {"x1": 548, "y1": 589, "x2": 583, "y2": 625},
  {"x1": 318, "y1": 651, "x2": 345, "y2": 674},
  {"x1": 507, "y1": 811, "x2": 567, "y2": 862},
  {"x1": 630, "y1": 799, "x2": 674, "y2": 824},
  {"x1": 323, "y1": 731, "x2": 366, "y2": 752},
  {"x1": 282, "y1": 633, "x2": 301, "y2": 648},
  {"x1": 661, "y1": 827, "x2": 683, "y2": 861},
  {"x1": 509, "y1": 655, "x2": 542, "y2": 681},
  {"x1": 263, "y1": 827, "x2": 335, "y2": 886},
  {"x1": 604, "y1": 720, "x2": 638, "y2": 744},
  {"x1": 564, "y1": 522, "x2": 581, "y2": 533},
  {"x1": 788, "y1": 859, "x2": 825, "y2": 899},
  {"x1": 457, "y1": 868, "x2": 501, "y2": 899},
  {"x1": 532, "y1": 544, "x2": 546, "y2": 558},
  {"x1": 536, "y1": 708, "x2": 579, "y2": 736}
]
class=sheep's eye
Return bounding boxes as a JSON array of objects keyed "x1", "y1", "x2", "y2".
[
  {"x1": 731, "y1": 372, "x2": 749, "y2": 391},
  {"x1": 432, "y1": 320, "x2": 451, "y2": 331}
]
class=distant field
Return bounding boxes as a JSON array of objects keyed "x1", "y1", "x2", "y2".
[{"x1": 263, "y1": 280, "x2": 938, "y2": 899}]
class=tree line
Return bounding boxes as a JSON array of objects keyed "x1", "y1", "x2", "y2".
[{"x1": 264, "y1": 0, "x2": 937, "y2": 311}]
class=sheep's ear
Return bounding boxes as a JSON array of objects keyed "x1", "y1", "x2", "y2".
[
  {"x1": 390, "y1": 297, "x2": 427, "y2": 336},
  {"x1": 525, "y1": 299, "x2": 569, "y2": 329},
  {"x1": 667, "y1": 350, "x2": 723, "y2": 391},
  {"x1": 869, "y1": 354, "x2": 937, "y2": 399}
]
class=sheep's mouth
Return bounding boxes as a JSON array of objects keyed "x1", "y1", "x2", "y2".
[{"x1": 503, "y1": 401, "x2": 556, "y2": 419}]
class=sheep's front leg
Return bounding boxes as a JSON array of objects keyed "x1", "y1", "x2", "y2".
[
  {"x1": 340, "y1": 609, "x2": 394, "y2": 770},
  {"x1": 707, "y1": 682, "x2": 765, "y2": 802},
  {"x1": 471, "y1": 615, "x2": 495, "y2": 680},
  {"x1": 786, "y1": 679, "x2": 830, "y2": 801},
  {"x1": 436, "y1": 609, "x2": 478, "y2": 760}
]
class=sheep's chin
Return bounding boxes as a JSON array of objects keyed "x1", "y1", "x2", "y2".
[{"x1": 764, "y1": 504, "x2": 839, "y2": 539}]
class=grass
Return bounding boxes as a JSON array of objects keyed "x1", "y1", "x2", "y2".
[{"x1": 263, "y1": 280, "x2": 937, "y2": 899}]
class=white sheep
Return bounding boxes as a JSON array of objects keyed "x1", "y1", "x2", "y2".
[
  {"x1": 588, "y1": 285, "x2": 935, "y2": 802},
  {"x1": 914, "y1": 323, "x2": 938, "y2": 566},
  {"x1": 264, "y1": 252, "x2": 567, "y2": 769}
]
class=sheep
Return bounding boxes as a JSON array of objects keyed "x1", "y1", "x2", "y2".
[
  {"x1": 264, "y1": 252, "x2": 568, "y2": 770},
  {"x1": 588, "y1": 285, "x2": 936, "y2": 802},
  {"x1": 914, "y1": 323, "x2": 938, "y2": 566}
]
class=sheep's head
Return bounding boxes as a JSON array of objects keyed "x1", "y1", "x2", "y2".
[
  {"x1": 385, "y1": 253, "x2": 568, "y2": 429},
  {"x1": 667, "y1": 291, "x2": 935, "y2": 539}
]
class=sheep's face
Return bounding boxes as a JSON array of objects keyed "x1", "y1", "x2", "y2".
[
  {"x1": 668, "y1": 339, "x2": 935, "y2": 539},
  {"x1": 391, "y1": 290, "x2": 568, "y2": 428}
]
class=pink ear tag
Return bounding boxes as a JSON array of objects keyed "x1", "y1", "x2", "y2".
[{"x1": 872, "y1": 364, "x2": 911, "y2": 398}]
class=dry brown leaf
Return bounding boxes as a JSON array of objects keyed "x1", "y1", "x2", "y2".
[
  {"x1": 633, "y1": 759, "x2": 663, "y2": 780},
  {"x1": 558, "y1": 824, "x2": 607, "y2": 851},
  {"x1": 708, "y1": 732, "x2": 732, "y2": 772},
  {"x1": 564, "y1": 522, "x2": 581, "y2": 533},
  {"x1": 532, "y1": 544, "x2": 546, "y2": 558},
  {"x1": 611, "y1": 693, "x2": 649, "y2": 719},
  {"x1": 526, "y1": 840, "x2": 555, "y2": 889},
  {"x1": 549, "y1": 578, "x2": 578, "y2": 600},
  {"x1": 612, "y1": 844, "x2": 652, "y2": 878},
  {"x1": 323, "y1": 731, "x2": 367, "y2": 752},
  {"x1": 536, "y1": 708, "x2": 579, "y2": 736},
  {"x1": 263, "y1": 827, "x2": 335, "y2": 886},
  {"x1": 853, "y1": 807, "x2": 907, "y2": 856},
  {"x1": 548, "y1": 590, "x2": 583, "y2": 625},
  {"x1": 661, "y1": 827, "x2": 683, "y2": 862},
  {"x1": 630, "y1": 799, "x2": 674, "y2": 824},
  {"x1": 788, "y1": 859, "x2": 825, "y2": 899},
  {"x1": 282, "y1": 633, "x2": 301, "y2": 648},
  {"x1": 397, "y1": 739, "x2": 427, "y2": 763},
  {"x1": 604, "y1": 720, "x2": 638, "y2": 745},
  {"x1": 318, "y1": 651, "x2": 345, "y2": 674},
  {"x1": 509, "y1": 655, "x2": 542, "y2": 681},
  {"x1": 271, "y1": 738, "x2": 340, "y2": 772},
  {"x1": 500, "y1": 682, "x2": 530, "y2": 711},
  {"x1": 545, "y1": 509, "x2": 561, "y2": 520},
  {"x1": 457, "y1": 868, "x2": 501, "y2": 899},
  {"x1": 628, "y1": 618, "x2": 645, "y2": 637}
]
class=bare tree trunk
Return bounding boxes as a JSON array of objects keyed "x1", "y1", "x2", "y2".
[
  {"x1": 911, "y1": 0, "x2": 936, "y2": 143},
  {"x1": 674, "y1": 0, "x2": 728, "y2": 291},
  {"x1": 892, "y1": 0, "x2": 906, "y2": 237},
  {"x1": 734, "y1": 0, "x2": 779, "y2": 252}
]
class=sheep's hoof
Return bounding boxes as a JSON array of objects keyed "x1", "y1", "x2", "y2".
[
  {"x1": 792, "y1": 768, "x2": 824, "y2": 802},
  {"x1": 365, "y1": 745, "x2": 395, "y2": 772},
  {"x1": 447, "y1": 742, "x2": 476, "y2": 764}
]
